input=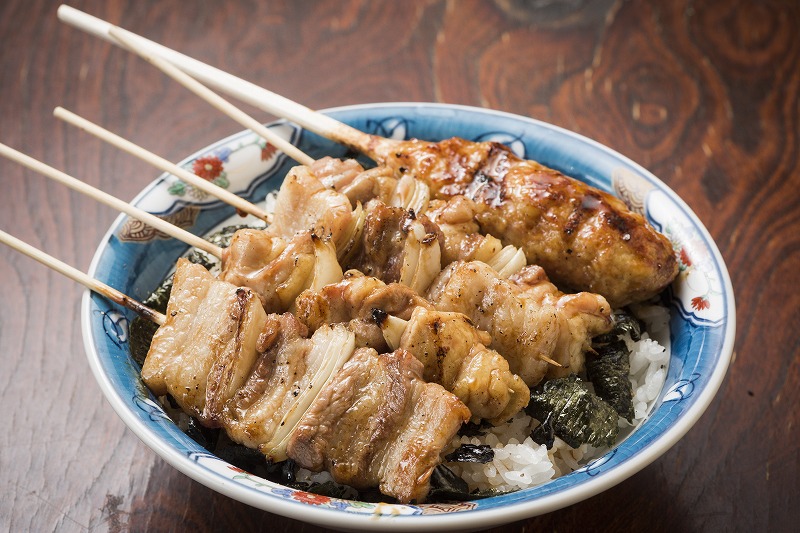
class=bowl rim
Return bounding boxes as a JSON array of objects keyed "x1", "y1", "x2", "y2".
[{"x1": 81, "y1": 101, "x2": 735, "y2": 531}]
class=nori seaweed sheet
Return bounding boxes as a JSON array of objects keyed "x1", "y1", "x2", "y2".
[
  {"x1": 445, "y1": 444, "x2": 494, "y2": 464},
  {"x1": 530, "y1": 411, "x2": 556, "y2": 448},
  {"x1": 427, "y1": 465, "x2": 516, "y2": 501},
  {"x1": 594, "y1": 309, "x2": 643, "y2": 344},
  {"x1": 526, "y1": 375, "x2": 619, "y2": 449},
  {"x1": 586, "y1": 340, "x2": 635, "y2": 421}
]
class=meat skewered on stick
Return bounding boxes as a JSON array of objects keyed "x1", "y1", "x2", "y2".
[
  {"x1": 0, "y1": 229, "x2": 466, "y2": 503},
  {"x1": 59, "y1": 5, "x2": 679, "y2": 307},
  {"x1": 0, "y1": 143, "x2": 352, "y2": 312}
]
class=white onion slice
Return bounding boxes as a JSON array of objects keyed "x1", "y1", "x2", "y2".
[
  {"x1": 380, "y1": 315, "x2": 409, "y2": 351},
  {"x1": 261, "y1": 325, "x2": 356, "y2": 462}
]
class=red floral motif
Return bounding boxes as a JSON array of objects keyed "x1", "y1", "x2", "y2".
[
  {"x1": 227, "y1": 465, "x2": 246, "y2": 474},
  {"x1": 261, "y1": 143, "x2": 277, "y2": 161},
  {"x1": 679, "y1": 248, "x2": 692, "y2": 267},
  {"x1": 292, "y1": 491, "x2": 331, "y2": 505},
  {"x1": 691, "y1": 296, "x2": 710, "y2": 311},
  {"x1": 193, "y1": 155, "x2": 224, "y2": 180}
]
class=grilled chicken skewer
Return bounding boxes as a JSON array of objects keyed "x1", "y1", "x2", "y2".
[
  {"x1": 0, "y1": 142, "x2": 353, "y2": 312},
  {"x1": 0, "y1": 230, "x2": 468, "y2": 503},
  {"x1": 293, "y1": 272, "x2": 530, "y2": 424},
  {"x1": 60, "y1": 6, "x2": 678, "y2": 307}
]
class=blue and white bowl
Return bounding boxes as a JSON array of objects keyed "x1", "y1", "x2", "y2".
[{"x1": 82, "y1": 103, "x2": 735, "y2": 531}]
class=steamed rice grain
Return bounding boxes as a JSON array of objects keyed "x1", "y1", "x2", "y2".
[{"x1": 445, "y1": 304, "x2": 671, "y2": 494}]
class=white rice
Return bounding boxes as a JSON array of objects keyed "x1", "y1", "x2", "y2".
[
  {"x1": 446, "y1": 303, "x2": 671, "y2": 493},
  {"x1": 297, "y1": 304, "x2": 671, "y2": 497}
]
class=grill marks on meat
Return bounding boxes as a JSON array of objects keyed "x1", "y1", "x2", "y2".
[
  {"x1": 368, "y1": 136, "x2": 678, "y2": 307},
  {"x1": 142, "y1": 259, "x2": 266, "y2": 427},
  {"x1": 142, "y1": 263, "x2": 467, "y2": 502},
  {"x1": 398, "y1": 307, "x2": 529, "y2": 425},
  {"x1": 427, "y1": 261, "x2": 613, "y2": 386},
  {"x1": 287, "y1": 348, "x2": 470, "y2": 503}
]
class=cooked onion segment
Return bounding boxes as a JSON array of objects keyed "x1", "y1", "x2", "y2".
[
  {"x1": 390, "y1": 174, "x2": 431, "y2": 215},
  {"x1": 398, "y1": 216, "x2": 442, "y2": 294},
  {"x1": 260, "y1": 324, "x2": 356, "y2": 462}
]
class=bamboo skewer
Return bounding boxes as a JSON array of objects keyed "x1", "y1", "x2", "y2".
[
  {"x1": 57, "y1": 5, "x2": 373, "y2": 155},
  {"x1": 0, "y1": 229, "x2": 166, "y2": 325},
  {"x1": 0, "y1": 143, "x2": 223, "y2": 258},
  {"x1": 54, "y1": 107, "x2": 272, "y2": 223},
  {"x1": 105, "y1": 27, "x2": 314, "y2": 167}
]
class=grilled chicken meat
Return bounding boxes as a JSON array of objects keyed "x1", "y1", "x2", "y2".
[
  {"x1": 287, "y1": 347, "x2": 470, "y2": 503},
  {"x1": 427, "y1": 196, "x2": 526, "y2": 277},
  {"x1": 143, "y1": 262, "x2": 466, "y2": 502},
  {"x1": 427, "y1": 261, "x2": 613, "y2": 386},
  {"x1": 220, "y1": 229, "x2": 341, "y2": 312},
  {"x1": 347, "y1": 200, "x2": 443, "y2": 294},
  {"x1": 223, "y1": 313, "x2": 355, "y2": 460},
  {"x1": 394, "y1": 307, "x2": 529, "y2": 425},
  {"x1": 294, "y1": 271, "x2": 429, "y2": 349},
  {"x1": 295, "y1": 273, "x2": 527, "y2": 423},
  {"x1": 266, "y1": 163, "x2": 355, "y2": 248},
  {"x1": 311, "y1": 156, "x2": 398, "y2": 208},
  {"x1": 364, "y1": 136, "x2": 678, "y2": 307},
  {"x1": 142, "y1": 259, "x2": 267, "y2": 427}
]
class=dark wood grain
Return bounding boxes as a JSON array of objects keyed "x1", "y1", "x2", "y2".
[{"x1": 1, "y1": 0, "x2": 798, "y2": 531}]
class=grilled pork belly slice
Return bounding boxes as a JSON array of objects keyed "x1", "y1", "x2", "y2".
[
  {"x1": 388, "y1": 307, "x2": 529, "y2": 425},
  {"x1": 427, "y1": 261, "x2": 613, "y2": 386},
  {"x1": 141, "y1": 259, "x2": 266, "y2": 427},
  {"x1": 287, "y1": 348, "x2": 470, "y2": 503},
  {"x1": 294, "y1": 272, "x2": 430, "y2": 349},
  {"x1": 222, "y1": 313, "x2": 355, "y2": 457},
  {"x1": 220, "y1": 229, "x2": 341, "y2": 312},
  {"x1": 366, "y1": 136, "x2": 679, "y2": 307},
  {"x1": 348, "y1": 201, "x2": 443, "y2": 294}
]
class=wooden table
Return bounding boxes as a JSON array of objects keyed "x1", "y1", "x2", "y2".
[{"x1": 1, "y1": 1, "x2": 797, "y2": 531}]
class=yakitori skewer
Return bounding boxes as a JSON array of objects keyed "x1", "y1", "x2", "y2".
[
  {"x1": 59, "y1": 5, "x2": 679, "y2": 307},
  {"x1": 0, "y1": 142, "x2": 223, "y2": 258},
  {"x1": 54, "y1": 107, "x2": 272, "y2": 222},
  {"x1": 0, "y1": 229, "x2": 165, "y2": 325}
]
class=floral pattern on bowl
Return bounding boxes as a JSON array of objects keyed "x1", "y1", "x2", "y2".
[{"x1": 82, "y1": 103, "x2": 734, "y2": 531}]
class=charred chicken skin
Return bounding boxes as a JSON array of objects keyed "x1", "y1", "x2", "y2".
[{"x1": 365, "y1": 136, "x2": 679, "y2": 307}]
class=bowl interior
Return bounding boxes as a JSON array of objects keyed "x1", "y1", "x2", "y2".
[{"x1": 82, "y1": 103, "x2": 734, "y2": 530}]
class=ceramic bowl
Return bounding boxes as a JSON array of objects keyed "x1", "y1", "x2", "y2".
[{"x1": 82, "y1": 103, "x2": 735, "y2": 531}]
